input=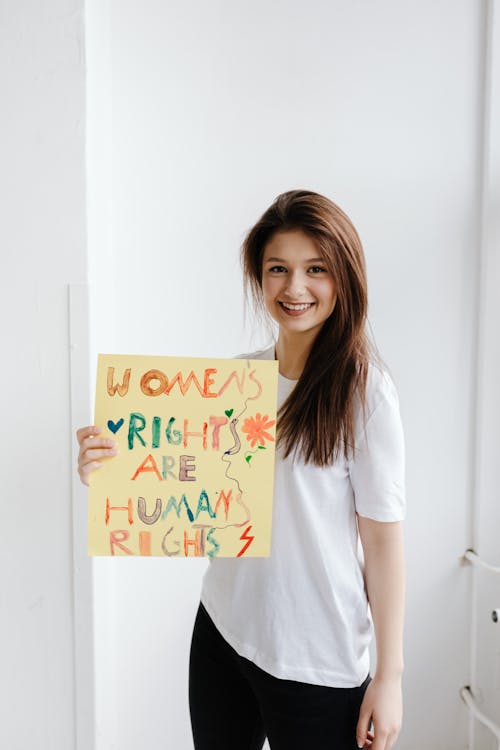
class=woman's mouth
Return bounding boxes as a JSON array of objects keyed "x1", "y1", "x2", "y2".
[{"x1": 278, "y1": 301, "x2": 316, "y2": 316}]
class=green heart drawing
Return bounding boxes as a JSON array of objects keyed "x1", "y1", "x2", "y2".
[
  {"x1": 245, "y1": 455, "x2": 252, "y2": 463},
  {"x1": 107, "y1": 418, "x2": 124, "y2": 434},
  {"x1": 225, "y1": 409, "x2": 234, "y2": 418}
]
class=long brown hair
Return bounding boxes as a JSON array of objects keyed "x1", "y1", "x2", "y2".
[{"x1": 241, "y1": 189, "x2": 385, "y2": 467}]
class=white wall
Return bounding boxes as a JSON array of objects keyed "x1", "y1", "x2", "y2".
[
  {"x1": 468, "y1": 3, "x2": 500, "y2": 748},
  {"x1": 85, "y1": 2, "x2": 499, "y2": 750},
  {"x1": 0, "y1": 1, "x2": 89, "y2": 748}
]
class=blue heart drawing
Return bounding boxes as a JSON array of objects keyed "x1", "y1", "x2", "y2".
[{"x1": 107, "y1": 418, "x2": 124, "y2": 434}]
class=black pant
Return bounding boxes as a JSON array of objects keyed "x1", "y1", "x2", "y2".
[{"x1": 189, "y1": 601, "x2": 372, "y2": 750}]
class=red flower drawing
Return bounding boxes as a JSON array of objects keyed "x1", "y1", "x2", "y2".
[{"x1": 241, "y1": 413, "x2": 276, "y2": 448}]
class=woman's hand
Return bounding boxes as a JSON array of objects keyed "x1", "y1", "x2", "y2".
[
  {"x1": 356, "y1": 675, "x2": 402, "y2": 749},
  {"x1": 76, "y1": 425, "x2": 118, "y2": 486}
]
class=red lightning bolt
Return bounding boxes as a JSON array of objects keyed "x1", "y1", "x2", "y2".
[{"x1": 237, "y1": 525, "x2": 255, "y2": 557}]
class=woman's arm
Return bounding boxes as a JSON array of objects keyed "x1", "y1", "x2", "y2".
[{"x1": 355, "y1": 514, "x2": 406, "y2": 749}]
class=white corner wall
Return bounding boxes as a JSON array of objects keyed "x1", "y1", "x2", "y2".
[
  {"x1": 467, "y1": 3, "x2": 500, "y2": 748},
  {"x1": 84, "y1": 2, "x2": 499, "y2": 750},
  {"x1": 0, "y1": 2, "x2": 90, "y2": 749}
]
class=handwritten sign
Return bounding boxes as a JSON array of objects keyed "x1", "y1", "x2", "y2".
[{"x1": 88, "y1": 354, "x2": 279, "y2": 558}]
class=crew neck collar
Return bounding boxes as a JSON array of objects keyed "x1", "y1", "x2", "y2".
[{"x1": 263, "y1": 344, "x2": 299, "y2": 383}]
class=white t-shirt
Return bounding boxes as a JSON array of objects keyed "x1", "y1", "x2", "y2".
[{"x1": 200, "y1": 343, "x2": 406, "y2": 688}]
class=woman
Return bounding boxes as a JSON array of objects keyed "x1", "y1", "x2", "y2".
[{"x1": 77, "y1": 189, "x2": 406, "y2": 750}]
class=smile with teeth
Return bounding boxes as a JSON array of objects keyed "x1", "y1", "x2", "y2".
[{"x1": 280, "y1": 301, "x2": 315, "y2": 311}]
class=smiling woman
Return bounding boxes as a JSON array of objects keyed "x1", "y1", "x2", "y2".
[
  {"x1": 76, "y1": 188, "x2": 406, "y2": 750},
  {"x1": 189, "y1": 189, "x2": 407, "y2": 750}
]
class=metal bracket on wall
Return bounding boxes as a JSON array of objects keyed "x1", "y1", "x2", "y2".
[{"x1": 460, "y1": 685, "x2": 500, "y2": 749}]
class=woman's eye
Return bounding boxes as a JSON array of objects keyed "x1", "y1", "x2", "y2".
[
  {"x1": 309, "y1": 266, "x2": 326, "y2": 273},
  {"x1": 268, "y1": 266, "x2": 287, "y2": 273}
]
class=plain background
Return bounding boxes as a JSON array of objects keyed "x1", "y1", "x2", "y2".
[{"x1": 1, "y1": 1, "x2": 499, "y2": 749}]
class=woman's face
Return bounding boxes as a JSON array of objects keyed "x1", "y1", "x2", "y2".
[{"x1": 261, "y1": 229, "x2": 337, "y2": 338}]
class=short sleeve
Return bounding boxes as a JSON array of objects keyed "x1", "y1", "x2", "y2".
[{"x1": 347, "y1": 373, "x2": 406, "y2": 522}]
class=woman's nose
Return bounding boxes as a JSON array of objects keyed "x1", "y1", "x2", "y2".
[{"x1": 284, "y1": 272, "x2": 306, "y2": 297}]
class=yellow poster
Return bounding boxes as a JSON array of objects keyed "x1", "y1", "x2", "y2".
[{"x1": 88, "y1": 354, "x2": 279, "y2": 558}]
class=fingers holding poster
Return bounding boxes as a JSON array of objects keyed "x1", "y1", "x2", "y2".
[{"x1": 88, "y1": 354, "x2": 279, "y2": 558}]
